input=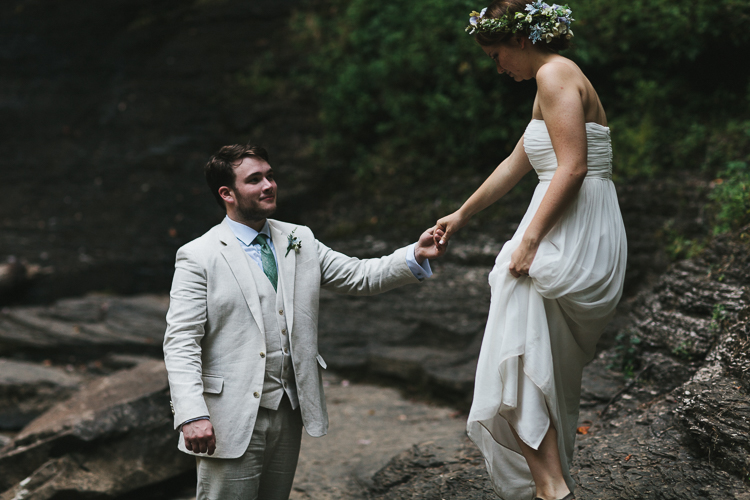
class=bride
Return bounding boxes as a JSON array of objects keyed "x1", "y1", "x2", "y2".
[{"x1": 435, "y1": 1, "x2": 627, "y2": 499}]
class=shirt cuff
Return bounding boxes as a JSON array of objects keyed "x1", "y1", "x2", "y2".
[
  {"x1": 406, "y1": 243, "x2": 433, "y2": 280},
  {"x1": 180, "y1": 416, "x2": 210, "y2": 429}
]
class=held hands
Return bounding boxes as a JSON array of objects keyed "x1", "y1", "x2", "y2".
[
  {"x1": 182, "y1": 419, "x2": 216, "y2": 455},
  {"x1": 509, "y1": 238, "x2": 539, "y2": 278},
  {"x1": 434, "y1": 211, "x2": 469, "y2": 250},
  {"x1": 415, "y1": 227, "x2": 448, "y2": 263}
]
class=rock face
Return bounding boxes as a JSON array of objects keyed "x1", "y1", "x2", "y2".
[
  {"x1": 0, "y1": 359, "x2": 84, "y2": 431},
  {"x1": 0, "y1": 294, "x2": 169, "y2": 358},
  {"x1": 317, "y1": 260, "x2": 492, "y2": 407},
  {"x1": 0, "y1": 0, "x2": 312, "y2": 305},
  {"x1": 0, "y1": 359, "x2": 192, "y2": 499}
]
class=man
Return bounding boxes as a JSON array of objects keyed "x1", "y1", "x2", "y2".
[{"x1": 163, "y1": 144, "x2": 445, "y2": 499}]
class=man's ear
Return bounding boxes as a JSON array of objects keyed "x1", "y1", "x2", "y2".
[{"x1": 218, "y1": 186, "x2": 234, "y2": 205}]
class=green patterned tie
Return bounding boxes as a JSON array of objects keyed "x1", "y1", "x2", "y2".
[{"x1": 254, "y1": 233, "x2": 278, "y2": 292}]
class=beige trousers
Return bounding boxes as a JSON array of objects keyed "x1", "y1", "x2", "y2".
[{"x1": 196, "y1": 396, "x2": 303, "y2": 500}]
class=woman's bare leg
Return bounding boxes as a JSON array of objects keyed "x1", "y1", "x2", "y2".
[{"x1": 508, "y1": 422, "x2": 571, "y2": 500}]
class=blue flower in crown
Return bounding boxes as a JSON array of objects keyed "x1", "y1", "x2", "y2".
[{"x1": 529, "y1": 26, "x2": 543, "y2": 43}]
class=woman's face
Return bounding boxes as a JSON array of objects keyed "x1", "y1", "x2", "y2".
[{"x1": 481, "y1": 38, "x2": 531, "y2": 81}]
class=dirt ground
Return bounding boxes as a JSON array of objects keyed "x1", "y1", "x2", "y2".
[
  {"x1": 291, "y1": 372, "x2": 468, "y2": 499},
  {"x1": 163, "y1": 371, "x2": 468, "y2": 500}
]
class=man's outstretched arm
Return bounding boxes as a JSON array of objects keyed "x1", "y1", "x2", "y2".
[{"x1": 318, "y1": 227, "x2": 447, "y2": 295}]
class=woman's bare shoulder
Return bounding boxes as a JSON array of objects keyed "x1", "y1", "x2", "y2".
[{"x1": 536, "y1": 59, "x2": 582, "y2": 88}]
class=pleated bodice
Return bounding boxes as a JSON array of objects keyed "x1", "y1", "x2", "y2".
[{"x1": 524, "y1": 119, "x2": 612, "y2": 182}]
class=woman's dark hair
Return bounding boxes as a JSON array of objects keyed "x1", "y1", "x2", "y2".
[
  {"x1": 475, "y1": 0, "x2": 571, "y2": 52},
  {"x1": 204, "y1": 144, "x2": 270, "y2": 209}
]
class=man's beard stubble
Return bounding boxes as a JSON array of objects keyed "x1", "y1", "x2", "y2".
[{"x1": 236, "y1": 195, "x2": 276, "y2": 223}]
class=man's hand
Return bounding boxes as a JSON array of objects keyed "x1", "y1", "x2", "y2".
[
  {"x1": 182, "y1": 419, "x2": 216, "y2": 455},
  {"x1": 415, "y1": 227, "x2": 448, "y2": 264}
]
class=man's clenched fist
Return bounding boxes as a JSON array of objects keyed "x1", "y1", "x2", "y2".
[{"x1": 182, "y1": 419, "x2": 216, "y2": 455}]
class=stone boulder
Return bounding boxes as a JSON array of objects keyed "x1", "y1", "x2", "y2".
[
  {"x1": 0, "y1": 359, "x2": 84, "y2": 431},
  {"x1": 317, "y1": 262, "x2": 491, "y2": 407},
  {"x1": 0, "y1": 359, "x2": 192, "y2": 499},
  {"x1": 0, "y1": 294, "x2": 169, "y2": 358}
]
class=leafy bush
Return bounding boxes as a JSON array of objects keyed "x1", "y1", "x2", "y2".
[
  {"x1": 292, "y1": 0, "x2": 533, "y2": 190},
  {"x1": 607, "y1": 330, "x2": 642, "y2": 377},
  {"x1": 571, "y1": 0, "x2": 750, "y2": 179},
  {"x1": 709, "y1": 160, "x2": 750, "y2": 234},
  {"x1": 292, "y1": 0, "x2": 750, "y2": 193}
]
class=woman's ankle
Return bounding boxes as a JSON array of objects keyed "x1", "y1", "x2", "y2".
[{"x1": 535, "y1": 483, "x2": 571, "y2": 500}]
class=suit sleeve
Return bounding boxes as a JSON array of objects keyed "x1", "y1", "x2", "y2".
[
  {"x1": 316, "y1": 239, "x2": 420, "y2": 295},
  {"x1": 163, "y1": 246, "x2": 210, "y2": 429}
]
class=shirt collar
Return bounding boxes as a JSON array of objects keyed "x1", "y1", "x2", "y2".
[{"x1": 224, "y1": 216, "x2": 271, "y2": 247}]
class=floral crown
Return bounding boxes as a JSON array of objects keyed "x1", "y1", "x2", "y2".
[{"x1": 466, "y1": 1, "x2": 574, "y2": 44}]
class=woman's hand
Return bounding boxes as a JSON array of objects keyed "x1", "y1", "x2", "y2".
[
  {"x1": 509, "y1": 238, "x2": 539, "y2": 278},
  {"x1": 435, "y1": 210, "x2": 469, "y2": 249}
]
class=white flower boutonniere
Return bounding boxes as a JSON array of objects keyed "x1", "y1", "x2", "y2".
[{"x1": 286, "y1": 228, "x2": 302, "y2": 257}]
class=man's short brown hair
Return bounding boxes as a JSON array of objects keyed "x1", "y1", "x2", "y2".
[{"x1": 204, "y1": 145, "x2": 270, "y2": 209}]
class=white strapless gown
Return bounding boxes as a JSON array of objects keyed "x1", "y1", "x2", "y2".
[{"x1": 467, "y1": 119, "x2": 627, "y2": 499}]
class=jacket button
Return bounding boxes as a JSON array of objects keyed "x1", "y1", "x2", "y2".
[
  {"x1": 279, "y1": 309, "x2": 284, "y2": 315},
  {"x1": 281, "y1": 328, "x2": 287, "y2": 335},
  {"x1": 260, "y1": 352, "x2": 265, "y2": 358},
  {"x1": 283, "y1": 347, "x2": 289, "y2": 354},
  {"x1": 253, "y1": 392, "x2": 260, "y2": 398}
]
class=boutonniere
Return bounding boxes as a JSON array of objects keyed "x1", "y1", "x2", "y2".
[{"x1": 286, "y1": 228, "x2": 302, "y2": 257}]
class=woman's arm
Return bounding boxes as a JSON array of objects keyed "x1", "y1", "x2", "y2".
[
  {"x1": 508, "y1": 62, "x2": 589, "y2": 277},
  {"x1": 435, "y1": 134, "x2": 533, "y2": 245}
]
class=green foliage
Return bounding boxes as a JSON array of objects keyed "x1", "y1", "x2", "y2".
[
  {"x1": 292, "y1": 0, "x2": 533, "y2": 190},
  {"x1": 709, "y1": 160, "x2": 750, "y2": 234},
  {"x1": 289, "y1": 0, "x2": 750, "y2": 196},
  {"x1": 672, "y1": 340, "x2": 694, "y2": 361},
  {"x1": 662, "y1": 219, "x2": 706, "y2": 261},
  {"x1": 608, "y1": 330, "x2": 642, "y2": 377},
  {"x1": 712, "y1": 303, "x2": 727, "y2": 322}
]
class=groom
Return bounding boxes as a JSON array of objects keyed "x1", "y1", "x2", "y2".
[{"x1": 163, "y1": 144, "x2": 445, "y2": 499}]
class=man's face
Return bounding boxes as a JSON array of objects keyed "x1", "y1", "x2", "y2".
[{"x1": 227, "y1": 156, "x2": 277, "y2": 222}]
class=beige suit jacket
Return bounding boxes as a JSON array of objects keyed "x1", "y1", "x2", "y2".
[{"x1": 163, "y1": 218, "x2": 419, "y2": 458}]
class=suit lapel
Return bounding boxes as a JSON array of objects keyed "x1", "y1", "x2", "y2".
[
  {"x1": 269, "y1": 220, "x2": 296, "y2": 335},
  {"x1": 217, "y1": 220, "x2": 265, "y2": 335}
]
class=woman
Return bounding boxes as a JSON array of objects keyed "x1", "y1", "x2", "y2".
[{"x1": 435, "y1": 2, "x2": 627, "y2": 499}]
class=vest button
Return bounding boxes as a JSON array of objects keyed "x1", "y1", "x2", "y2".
[
  {"x1": 260, "y1": 352, "x2": 265, "y2": 358},
  {"x1": 281, "y1": 329, "x2": 287, "y2": 335},
  {"x1": 253, "y1": 392, "x2": 260, "y2": 398},
  {"x1": 278, "y1": 309, "x2": 284, "y2": 315}
]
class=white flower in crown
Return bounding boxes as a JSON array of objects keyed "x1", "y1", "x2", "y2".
[
  {"x1": 469, "y1": 7, "x2": 487, "y2": 26},
  {"x1": 286, "y1": 228, "x2": 302, "y2": 257}
]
